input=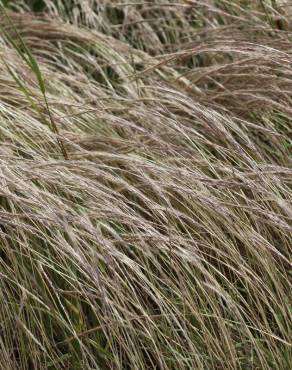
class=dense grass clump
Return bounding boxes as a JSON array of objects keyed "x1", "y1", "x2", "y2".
[{"x1": 0, "y1": 1, "x2": 291, "y2": 369}]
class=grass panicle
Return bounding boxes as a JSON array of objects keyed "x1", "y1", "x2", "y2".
[{"x1": 0, "y1": 1, "x2": 291, "y2": 369}]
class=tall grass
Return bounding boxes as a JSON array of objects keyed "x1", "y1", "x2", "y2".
[{"x1": 0, "y1": 1, "x2": 291, "y2": 369}]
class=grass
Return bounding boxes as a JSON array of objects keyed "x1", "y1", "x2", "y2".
[{"x1": 0, "y1": 1, "x2": 291, "y2": 369}]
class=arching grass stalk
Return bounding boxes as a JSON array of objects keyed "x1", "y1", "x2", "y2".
[{"x1": 0, "y1": 5, "x2": 68, "y2": 160}]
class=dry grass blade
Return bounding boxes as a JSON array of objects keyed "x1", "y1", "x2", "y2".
[{"x1": 0, "y1": 1, "x2": 291, "y2": 369}]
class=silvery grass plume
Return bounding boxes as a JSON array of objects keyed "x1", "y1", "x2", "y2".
[{"x1": 0, "y1": 1, "x2": 291, "y2": 369}]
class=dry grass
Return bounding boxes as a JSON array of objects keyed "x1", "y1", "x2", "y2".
[{"x1": 0, "y1": 1, "x2": 291, "y2": 369}]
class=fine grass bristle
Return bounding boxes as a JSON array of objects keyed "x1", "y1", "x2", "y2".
[{"x1": 0, "y1": 1, "x2": 291, "y2": 369}]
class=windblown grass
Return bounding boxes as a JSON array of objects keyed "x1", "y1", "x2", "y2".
[{"x1": 0, "y1": 1, "x2": 291, "y2": 369}]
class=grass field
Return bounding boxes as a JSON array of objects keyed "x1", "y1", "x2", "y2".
[{"x1": 0, "y1": 1, "x2": 291, "y2": 369}]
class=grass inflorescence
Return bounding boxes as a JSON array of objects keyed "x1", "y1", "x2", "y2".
[{"x1": 0, "y1": 1, "x2": 291, "y2": 369}]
